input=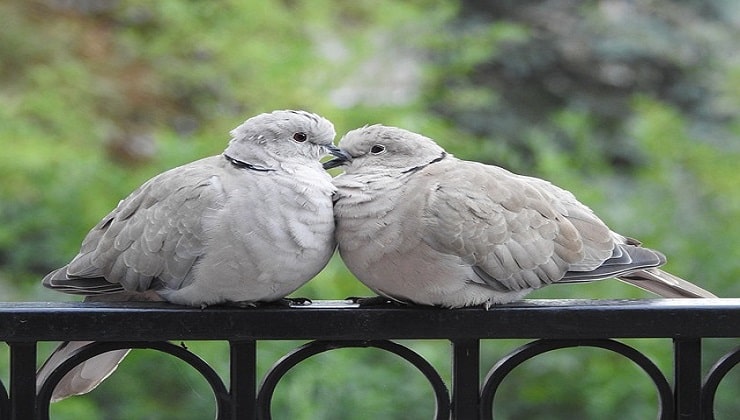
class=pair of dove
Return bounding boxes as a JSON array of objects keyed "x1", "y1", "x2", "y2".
[{"x1": 39, "y1": 109, "x2": 716, "y2": 402}]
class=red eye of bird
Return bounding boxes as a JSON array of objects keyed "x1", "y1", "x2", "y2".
[{"x1": 293, "y1": 132, "x2": 307, "y2": 143}]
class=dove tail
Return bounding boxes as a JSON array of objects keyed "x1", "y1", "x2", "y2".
[
  {"x1": 37, "y1": 341, "x2": 131, "y2": 403},
  {"x1": 617, "y1": 268, "x2": 718, "y2": 298}
]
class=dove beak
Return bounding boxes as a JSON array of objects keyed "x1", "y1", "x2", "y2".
[{"x1": 323, "y1": 145, "x2": 352, "y2": 169}]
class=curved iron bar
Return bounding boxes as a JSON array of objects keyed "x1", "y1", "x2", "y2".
[
  {"x1": 702, "y1": 346, "x2": 740, "y2": 418},
  {"x1": 257, "y1": 340, "x2": 451, "y2": 420},
  {"x1": 0, "y1": 378, "x2": 8, "y2": 419},
  {"x1": 36, "y1": 341, "x2": 230, "y2": 420},
  {"x1": 480, "y1": 339, "x2": 674, "y2": 420}
]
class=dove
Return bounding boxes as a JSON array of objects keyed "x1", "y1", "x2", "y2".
[
  {"x1": 324, "y1": 125, "x2": 717, "y2": 308},
  {"x1": 38, "y1": 110, "x2": 346, "y2": 402}
]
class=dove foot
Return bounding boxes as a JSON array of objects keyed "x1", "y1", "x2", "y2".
[
  {"x1": 210, "y1": 301, "x2": 259, "y2": 309},
  {"x1": 209, "y1": 297, "x2": 313, "y2": 309},
  {"x1": 257, "y1": 297, "x2": 313, "y2": 308},
  {"x1": 283, "y1": 297, "x2": 313, "y2": 306},
  {"x1": 346, "y1": 296, "x2": 400, "y2": 307}
]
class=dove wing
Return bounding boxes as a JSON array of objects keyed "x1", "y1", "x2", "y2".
[
  {"x1": 43, "y1": 156, "x2": 228, "y2": 295},
  {"x1": 420, "y1": 159, "x2": 615, "y2": 292}
]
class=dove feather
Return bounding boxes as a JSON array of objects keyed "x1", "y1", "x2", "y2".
[{"x1": 331, "y1": 124, "x2": 717, "y2": 308}]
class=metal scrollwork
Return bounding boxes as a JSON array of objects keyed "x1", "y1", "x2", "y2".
[
  {"x1": 36, "y1": 341, "x2": 229, "y2": 419},
  {"x1": 256, "y1": 340, "x2": 451, "y2": 420},
  {"x1": 702, "y1": 345, "x2": 740, "y2": 418},
  {"x1": 479, "y1": 339, "x2": 674, "y2": 420}
]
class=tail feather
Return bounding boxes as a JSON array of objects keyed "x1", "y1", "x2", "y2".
[
  {"x1": 618, "y1": 268, "x2": 718, "y2": 298},
  {"x1": 42, "y1": 265, "x2": 125, "y2": 296},
  {"x1": 36, "y1": 294, "x2": 162, "y2": 402},
  {"x1": 37, "y1": 341, "x2": 130, "y2": 403}
]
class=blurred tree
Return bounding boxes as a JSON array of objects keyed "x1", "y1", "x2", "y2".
[{"x1": 436, "y1": 0, "x2": 738, "y2": 171}]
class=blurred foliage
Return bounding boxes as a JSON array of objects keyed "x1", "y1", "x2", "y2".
[{"x1": 1, "y1": 0, "x2": 738, "y2": 418}]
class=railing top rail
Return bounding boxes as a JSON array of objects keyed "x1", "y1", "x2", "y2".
[{"x1": 1, "y1": 298, "x2": 738, "y2": 342}]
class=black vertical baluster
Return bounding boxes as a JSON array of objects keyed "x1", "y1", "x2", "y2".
[
  {"x1": 229, "y1": 340, "x2": 257, "y2": 420},
  {"x1": 9, "y1": 342, "x2": 37, "y2": 420},
  {"x1": 451, "y1": 339, "x2": 480, "y2": 420},
  {"x1": 674, "y1": 338, "x2": 702, "y2": 420},
  {"x1": 0, "y1": 381, "x2": 8, "y2": 420}
]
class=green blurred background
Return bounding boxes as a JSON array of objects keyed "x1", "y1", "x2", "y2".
[{"x1": 1, "y1": 0, "x2": 738, "y2": 418}]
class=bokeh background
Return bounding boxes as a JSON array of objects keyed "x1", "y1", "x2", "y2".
[{"x1": 1, "y1": 0, "x2": 738, "y2": 418}]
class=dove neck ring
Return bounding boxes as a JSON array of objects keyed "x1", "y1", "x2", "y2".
[
  {"x1": 401, "y1": 152, "x2": 447, "y2": 174},
  {"x1": 223, "y1": 154, "x2": 275, "y2": 172}
]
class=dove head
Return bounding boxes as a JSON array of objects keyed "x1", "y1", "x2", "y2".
[
  {"x1": 325, "y1": 125, "x2": 448, "y2": 173},
  {"x1": 224, "y1": 110, "x2": 343, "y2": 168}
]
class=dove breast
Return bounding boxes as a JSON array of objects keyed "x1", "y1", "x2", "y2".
[{"x1": 162, "y1": 156, "x2": 337, "y2": 305}]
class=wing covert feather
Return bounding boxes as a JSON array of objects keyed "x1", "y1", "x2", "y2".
[
  {"x1": 421, "y1": 159, "x2": 616, "y2": 291},
  {"x1": 60, "y1": 158, "x2": 228, "y2": 294}
]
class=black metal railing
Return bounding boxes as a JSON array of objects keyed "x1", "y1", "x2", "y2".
[{"x1": 1, "y1": 298, "x2": 738, "y2": 419}]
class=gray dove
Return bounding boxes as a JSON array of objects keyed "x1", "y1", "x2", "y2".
[
  {"x1": 324, "y1": 125, "x2": 717, "y2": 308},
  {"x1": 38, "y1": 110, "x2": 346, "y2": 402}
]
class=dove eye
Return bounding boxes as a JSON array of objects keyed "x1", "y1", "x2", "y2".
[
  {"x1": 370, "y1": 144, "x2": 386, "y2": 155},
  {"x1": 293, "y1": 132, "x2": 308, "y2": 143}
]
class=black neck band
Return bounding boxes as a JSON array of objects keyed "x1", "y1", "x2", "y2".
[
  {"x1": 401, "y1": 152, "x2": 447, "y2": 174},
  {"x1": 224, "y1": 154, "x2": 275, "y2": 172}
]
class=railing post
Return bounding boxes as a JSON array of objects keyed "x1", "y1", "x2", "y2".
[
  {"x1": 674, "y1": 338, "x2": 702, "y2": 420},
  {"x1": 451, "y1": 339, "x2": 480, "y2": 420},
  {"x1": 229, "y1": 340, "x2": 257, "y2": 420},
  {"x1": 9, "y1": 342, "x2": 37, "y2": 420}
]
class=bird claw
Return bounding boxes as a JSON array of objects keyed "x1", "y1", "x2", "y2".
[
  {"x1": 284, "y1": 297, "x2": 313, "y2": 306},
  {"x1": 251, "y1": 297, "x2": 313, "y2": 308},
  {"x1": 207, "y1": 298, "x2": 313, "y2": 309},
  {"x1": 345, "y1": 296, "x2": 400, "y2": 307},
  {"x1": 211, "y1": 301, "x2": 259, "y2": 309}
]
